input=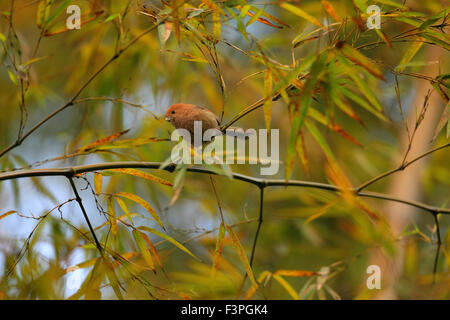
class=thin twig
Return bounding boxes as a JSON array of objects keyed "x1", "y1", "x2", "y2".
[
  {"x1": 67, "y1": 176, "x2": 103, "y2": 257},
  {"x1": 356, "y1": 142, "x2": 450, "y2": 192},
  {"x1": 0, "y1": 24, "x2": 158, "y2": 160},
  {"x1": 432, "y1": 213, "x2": 442, "y2": 284}
]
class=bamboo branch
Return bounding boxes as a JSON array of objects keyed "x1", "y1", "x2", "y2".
[{"x1": 1, "y1": 161, "x2": 449, "y2": 215}]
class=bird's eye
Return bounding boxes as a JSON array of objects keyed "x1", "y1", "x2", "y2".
[{"x1": 171, "y1": 110, "x2": 175, "y2": 114}]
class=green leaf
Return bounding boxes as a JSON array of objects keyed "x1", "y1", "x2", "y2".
[
  {"x1": 7, "y1": 70, "x2": 17, "y2": 85},
  {"x1": 104, "y1": 13, "x2": 120, "y2": 22},
  {"x1": 305, "y1": 120, "x2": 336, "y2": 163},
  {"x1": 339, "y1": 56, "x2": 383, "y2": 112},
  {"x1": 394, "y1": 39, "x2": 424, "y2": 73},
  {"x1": 336, "y1": 42, "x2": 386, "y2": 81},
  {"x1": 43, "y1": 0, "x2": 72, "y2": 30},
  {"x1": 225, "y1": 7, "x2": 248, "y2": 41},
  {"x1": 286, "y1": 52, "x2": 327, "y2": 179}
]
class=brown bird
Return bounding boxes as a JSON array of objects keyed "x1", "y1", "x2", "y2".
[
  {"x1": 165, "y1": 103, "x2": 253, "y2": 143},
  {"x1": 165, "y1": 103, "x2": 221, "y2": 136}
]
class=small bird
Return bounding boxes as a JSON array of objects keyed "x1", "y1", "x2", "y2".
[
  {"x1": 165, "y1": 103, "x2": 222, "y2": 136},
  {"x1": 165, "y1": 103, "x2": 253, "y2": 143}
]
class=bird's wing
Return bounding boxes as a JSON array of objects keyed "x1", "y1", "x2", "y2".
[{"x1": 196, "y1": 105, "x2": 220, "y2": 126}]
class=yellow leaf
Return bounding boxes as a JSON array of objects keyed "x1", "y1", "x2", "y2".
[
  {"x1": 116, "y1": 192, "x2": 164, "y2": 230},
  {"x1": 106, "y1": 168, "x2": 172, "y2": 186},
  {"x1": 273, "y1": 274, "x2": 299, "y2": 299},
  {"x1": 138, "y1": 225, "x2": 198, "y2": 260},
  {"x1": 107, "y1": 197, "x2": 117, "y2": 237},
  {"x1": 115, "y1": 197, "x2": 134, "y2": 224},
  {"x1": 212, "y1": 10, "x2": 221, "y2": 40},
  {"x1": 94, "y1": 172, "x2": 102, "y2": 196},
  {"x1": 244, "y1": 271, "x2": 271, "y2": 300},
  {"x1": 305, "y1": 198, "x2": 340, "y2": 223},
  {"x1": 211, "y1": 222, "x2": 225, "y2": 279},
  {"x1": 321, "y1": 0, "x2": 340, "y2": 21},
  {"x1": 7, "y1": 70, "x2": 17, "y2": 85},
  {"x1": 280, "y1": 3, "x2": 325, "y2": 29},
  {"x1": 263, "y1": 69, "x2": 273, "y2": 130},
  {"x1": 226, "y1": 224, "x2": 257, "y2": 286},
  {"x1": 65, "y1": 257, "x2": 99, "y2": 273},
  {"x1": 140, "y1": 231, "x2": 163, "y2": 268},
  {"x1": 132, "y1": 229, "x2": 156, "y2": 272}
]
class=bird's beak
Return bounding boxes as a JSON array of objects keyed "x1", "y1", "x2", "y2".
[{"x1": 165, "y1": 117, "x2": 171, "y2": 122}]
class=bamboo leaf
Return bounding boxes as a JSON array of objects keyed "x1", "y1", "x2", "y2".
[
  {"x1": 107, "y1": 196, "x2": 117, "y2": 237},
  {"x1": 138, "y1": 226, "x2": 198, "y2": 260},
  {"x1": 263, "y1": 69, "x2": 273, "y2": 130},
  {"x1": 321, "y1": 0, "x2": 340, "y2": 21},
  {"x1": 395, "y1": 39, "x2": 424, "y2": 73},
  {"x1": 104, "y1": 13, "x2": 120, "y2": 23},
  {"x1": 336, "y1": 42, "x2": 386, "y2": 81},
  {"x1": 94, "y1": 172, "x2": 102, "y2": 196},
  {"x1": 36, "y1": 0, "x2": 53, "y2": 29},
  {"x1": 106, "y1": 168, "x2": 172, "y2": 186},
  {"x1": 115, "y1": 192, "x2": 164, "y2": 230},
  {"x1": 0, "y1": 210, "x2": 17, "y2": 220},
  {"x1": 280, "y1": 3, "x2": 325, "y2": 29},
  {"x1": 273, "y1": 269, "x2": 319, "y2": 277},
  {"x1": 272, "y1": 274, "x2": 299, "y2": 299},
  {"x1": 305, "y1": 120, "x2": 336, "y2": 163},
  {"x1": 132, "y1": 229, "x2": 156, "y2": 272},
  {"x1": 244, "y1": 271, "x2": 271, "y2": 300},
  {"x1": 211, "y1": 222, "x2": 225, "y2": 279},
  {"x1": 115, "y1": 197, "x2": 134, "y2": 224},
  {"x1": 225, "y1": 224, "x2": 257, "y2": 286},
  {"x1": 8, "y1": 70, "x2": 17, "y2": 85},
  {"x1": 42, "y1": 0, "x2": 72, "y2": 30},
  {"x1": 65, "y1": 257, "x2": 99, "y2": 273},
  {"x1": 75, "y1": 129, "x2": 130, "y2": 153},
  {"x1": 140, "y1": 232, "x2": 163, "y2": 268}
]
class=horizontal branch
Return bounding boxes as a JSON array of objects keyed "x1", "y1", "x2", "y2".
[{"x1": 0, "y1": 161, "x2": 448, "y2": 215}]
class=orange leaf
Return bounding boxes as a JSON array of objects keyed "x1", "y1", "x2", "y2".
[
  {"x1": 75, "y1": 129, "x2": 130, "y2": 153},
  {"x1": 273, "y1": 269, "x2": 318, "y2": 277},
  {"x1": 321, "y1": 0, "x2": 340, "y2": 21},
  {"x1": 0, "y1": 210, "x2": 17, "y2": 220}
]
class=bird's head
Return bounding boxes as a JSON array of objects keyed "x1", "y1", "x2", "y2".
[{"x1": 165, "y1": 103, "x2": 192, "y2": 126}]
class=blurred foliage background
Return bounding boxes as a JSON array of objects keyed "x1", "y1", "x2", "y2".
[{"x1": 0, "y1": 0, "x2": 449, "y2": 299}]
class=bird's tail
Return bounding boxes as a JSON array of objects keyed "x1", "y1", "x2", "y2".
[{"x1": 222, "y1": 127, "x2": 255, "y2": 140}]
